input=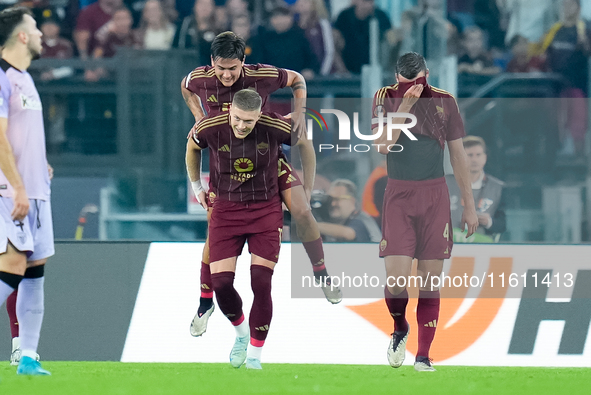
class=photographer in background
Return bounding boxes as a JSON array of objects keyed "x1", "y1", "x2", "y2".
[
  {"x1": 315, "y1": 179, "x2": 381, "y2": 243},
  {"x1": 445, "y1": 136, "x2": 506, "y2": 242}
]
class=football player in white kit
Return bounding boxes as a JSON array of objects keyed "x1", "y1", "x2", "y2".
[{"x1": 0, "y1": 7, "x2": 53, "y2": 376}]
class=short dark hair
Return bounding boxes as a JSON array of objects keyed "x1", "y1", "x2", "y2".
[
  {"x1": 211, "y1": 31, "x2": 246, "y2": 61},
  {"x1": 232, "y1": 89, "x2": 262, "y2": 112},
  {"x1": 396, "y1": 52, "x2": 428, "y2": 80},
  {"x1": 463, "y1": 135, "x2": 487, "y2": 153},
  {"x1": 0, "y1": 7, "x2": 32, "y2": 47}
]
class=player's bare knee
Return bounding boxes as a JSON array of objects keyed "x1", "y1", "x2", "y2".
[{"x1": 291, "y1": 204, "x2": 314, "y2": 226}]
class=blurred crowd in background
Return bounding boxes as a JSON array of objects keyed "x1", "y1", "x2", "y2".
[{"x1": 2, "y1": 0, "x2": 590, "y2": 243}]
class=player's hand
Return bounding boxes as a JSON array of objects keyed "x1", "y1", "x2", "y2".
[
  {"x1": 290, "y1": 110, "x2": 307, "y2": 140},
  {"x1": 197, "y1": 191, "x2": 207, "y2": 210},
  {"x1": 401, "y1": 84, "x2": 423, "y2": 110},
  {"x1": 477, "y1": 213, "x2": 491, "y2": 228},
  {"x1": 461, "y1": 208, "x2": 479, "y2": 238},
  {"x1": 187, "y1": 122, "x2": 198, "y2": 139},
  {"x1": 47, "y1": 163, "x2": 54, "y2": 180},
  {"x1": 11, "y1": 188, "x2": 29, "y2": 222}
]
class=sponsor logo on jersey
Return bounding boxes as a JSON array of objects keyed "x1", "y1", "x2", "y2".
[
  {"x1": 20, "y1": 94, "x2": 42, "y2": 111},
  {"x1": 222, "y1": 103, "x2": 230, "y2": 112},
  {"x1": 285, "y1": 174, "x2": 297, "y2": 184},
  {"x1": 207, "y1": 95, "x2": 217, "y2": 103},
  {"x1": 219, "y1": 144, "x2": 230, "y2": 152},
  {"x1": 380, "y1": 239, "x2": 387, "y2": 251},
  {"x1": 234, "y1": 158, "x2": 254, "y2": 173}
]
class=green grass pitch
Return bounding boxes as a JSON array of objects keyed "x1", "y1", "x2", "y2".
[{"x1": 1, "y1": 362, "x2": 589, "y2": 395}]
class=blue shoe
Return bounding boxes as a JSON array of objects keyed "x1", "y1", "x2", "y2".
[
  {"x1": 245, "y1": 357, "x2": 262, "y2": 370},
  {"x1": 229, "y1": 335, "x2": 248, "y2": 368},
  {"x1": 17, "y1": 356, "x2": 51, "y2": 376}
]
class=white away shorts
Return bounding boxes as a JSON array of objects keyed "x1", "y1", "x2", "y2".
[{"x1": 0, "y1": 197, "x2": 55, "y2": 261}]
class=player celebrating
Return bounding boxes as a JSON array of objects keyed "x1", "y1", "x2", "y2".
[
  {"x1": 186, "y1": 89, "x2": 296, "y2": 369},
  {"x1": 0, "y1": 7, "x2": 53, "y2": 376},
  {"x1": 372, "y1": 52, "x2": 478, "y2": 372},
  {"x1": 181, "y1": 31, "x2": 341, "y2": 337}
]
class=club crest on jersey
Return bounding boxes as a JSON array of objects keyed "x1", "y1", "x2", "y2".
[
  {"x1": 436, "y1": 105, "x2": 445, "y2": 119},
  {"x1": 257, "y1": 142, "x2": 269, "y2": 155},
  {"x1": 20, "y1": 94, "x2": 42, "y2": 111}
]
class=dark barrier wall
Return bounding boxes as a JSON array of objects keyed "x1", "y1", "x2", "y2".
[{"x1": 0, "y1": 241, "x2": 150, "y2": 361}]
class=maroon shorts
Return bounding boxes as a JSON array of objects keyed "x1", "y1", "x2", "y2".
[
  {"x1": 209, "y1": 196, "x2": 283, "y2": 263},
  {"x1": 278, "y1": 152, "x2": 302, "y2": 192},
  {"x1": 380, "y1": 177, "x2": 453, "y2": 260}
]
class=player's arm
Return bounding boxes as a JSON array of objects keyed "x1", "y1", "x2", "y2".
[
  {"x1": 0, "y1": 118, "x2": 29, "y2": 221},
  {"x1": 185, "y1": 137, "x2": 207, "y2": 210},
  {"x1": 285, "y1": 70, "x2": 307, "y2": 139},
  {"x1": 181, "y1": 76, "x2": 206, "y2": 122},
  {"x1": 295, "y1": 135, "x2": 316, "y2": 201},
  {"x1": 373, "y1": 85, "x2": 423, "y2": 154},
  {"x1": 448, "y1": 138, "x2": 478, "y2": 237}
]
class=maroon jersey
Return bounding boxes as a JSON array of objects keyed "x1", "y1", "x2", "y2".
[
  {"x1": 185, "y1": 64, "x2": 288, "y2": 116},
  {"x1": 193, "y1": 112, "x2": 294, "y2": 202},
  {"x1": 372, "y1": 82, "x2": 466, "y2": 181}
]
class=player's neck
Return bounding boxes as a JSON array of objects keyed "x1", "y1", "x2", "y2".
[{"x1": 2, "y1": 47, "x2": 32, "y2": 72}]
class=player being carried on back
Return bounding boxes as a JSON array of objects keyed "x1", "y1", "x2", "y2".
[
  {"x1": 181, "y1": 32, "x2": 341, "y2": 337},
  {"x1": 186, "y1": 89, "x2": 297, "y2": 369}
]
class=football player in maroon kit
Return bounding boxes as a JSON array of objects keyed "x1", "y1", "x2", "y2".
[
  {"x1": 186, "y1": 89, "x2": 297, "y2": 369},
  {"x1": 181, "y1": 32, "x2": 341, "y2": 338},
  {"x1": 372, "y1": 52, "x2": 478, "y2": 372}
]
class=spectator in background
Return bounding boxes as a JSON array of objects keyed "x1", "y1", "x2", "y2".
[
  {"x1": 474, "y1": 0, "x2": 507, "y2": 50},
  {"x1": 334, "y1": 0, "x2": 392, "y2": 74},
  {"x1": 400, "y1": 0, "x2": 451, "y2": 61},
  {"x1": 85, "y1": 7, "x2": 137, "y2": 81},
  {"x1": 458, "y1": 26, "x2": 501, "y2": 75},
  {"x1": 39, "y1": 17, "x2": 74, "y2": 153},
  {"x1": 214, "y1": 4, "x2": 229, "y2": 31},
  {"x1": 225, "y1": 0, "x2": 248, "y2": 21},
  {"x1": 231, "y1": 13, "x2": 260, "y2": 59},
  {"x1": 136, "y1": 0, "x2": 176, "y2": 49},
  {"x1": 256, "y1": 7, "x2": 319, "y2": 78},
  {"x1": 294, "y1": 0, "x2": 346, "y2": 75},
  {"x1": 505, "y1": 0, "x2": 559, "y2": 48},
  {"x1": 506, "y1": 34, "x2": 544, "y2": 73},
  {"x1": 445, "y1": 136, "x2": 505, "y2": 243},
  {"x1": 75, "y1": 0, "x2": 123, "y2": 59},
  {"x1": 161, "y1": 0, "x2": 179, "y2": 23},
  {"x1": 174, "y1": 0, "x2": 219, "y2": 66},
  {"x1": 540, "y1": 0, "x2": 590, "y2": 156},
  {"x1": 317, "y1": 179, "x2": 382, "y2": 243}
]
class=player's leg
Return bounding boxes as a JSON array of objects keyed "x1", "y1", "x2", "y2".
[
  {"x1": 245, "y1": 256, "x2": 276, "y2": 370},
  {"x1": 210, "y1": 256, "x2": 249, "y2": 367},
  {"x1": 413, "y1": 258, "x2": 443, "y2": 372},
  {"x1": 412, "y1": 178, "x2": 451, "y2": 372},
  {"x1": 190, "y1": 207, "x2": 215, "y2": 337},
  {"x1": 15, "y1": 199, "x2": 52, "y2": 375},
  {"x1": 6, "y1": 290, "x2": 20, "y2": 365},
  {"x1": 281, "y1": 184, "x2": 342, "y2": 304},
  {"x1": 384, "y1": 255, "x2": 413, "y2": 368}
]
